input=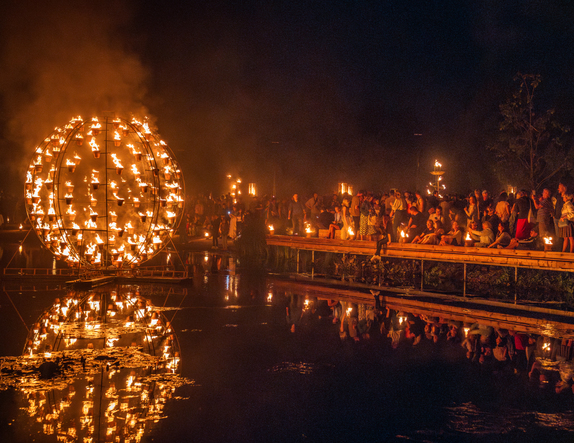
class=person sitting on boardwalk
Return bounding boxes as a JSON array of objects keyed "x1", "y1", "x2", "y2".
[
  {"x1": 419, "y1": 220, "x2": 444, "y2": 245},
  {"x1": 411, "y1": 219, "x2": 434, "y2": 244},
  {"x1": 482, "y1": 204, "x2": 500, "y2": 233},
  {"x1": 488, "y1": 223, "x2": 512, "y2": 248},
  {"x1": 327, "y1": 205, "x2": 343, "y2": 239},
  {"x1": 404, "y1": 205, "x2": 427, "y2": 242},
  {"x1": 468, "y1": 221, "x2": 495, "y2": 247},
  {"x1": 439, "y1": 221, "x2": 462, "y2": 246},
  {"x1": 505, "y1": 227, "x2": 540, "y2": 250}
]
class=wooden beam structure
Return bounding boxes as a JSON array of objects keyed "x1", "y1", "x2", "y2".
[{"x1": 267, "y1": 235, "x2": 574, "y2": 272}]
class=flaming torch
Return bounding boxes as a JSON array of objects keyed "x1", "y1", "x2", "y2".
[{"x1": 465, "y1": 231, "x2": 474, "y2": 247}]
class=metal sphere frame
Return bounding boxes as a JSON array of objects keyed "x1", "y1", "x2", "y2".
[{"x1": 25, "y1": 116, "x2": 185, "y2": 269}]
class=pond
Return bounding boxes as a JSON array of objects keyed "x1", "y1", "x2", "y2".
[{"x1": 0, "y1": 252, "x2": 573, "y2": 442}]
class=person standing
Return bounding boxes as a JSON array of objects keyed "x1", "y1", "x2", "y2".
[
  {"x1": 495, "y1": 192, "x2": 511, "y2": 226},
  {"x1": 288, "y1": 194, "x2": 305, "y2": 235},
  {"x1": 554, "y1": 182, "x2": 567, "y2": 244},
  {"x1": 219, "y1": 215, "x2": 230, "y2": 250},
  {"x1": 390, "y1": 191, "x2": 408, "y2": 241},
  {"x1": 210, "y1": 215, "x2": 220, "y2": 248},
  {"x1": 349, "y1": 191, "x2": 362, "y2": 238},
  {"x1": 532, "y1": 188, "x2": 554, "y2": 240},
  {"x1": 559, "y1": 193, "x2": 574, "y2": 253},
  {"x1": 513, "y1": 191, "x2": 532, "y2": 240},
  {"x1": 305, "y1": 192, "x2": 321, "y2": 222},
  {"x1": 464, "y1": 195, "x2": 479, "y2": 228}
]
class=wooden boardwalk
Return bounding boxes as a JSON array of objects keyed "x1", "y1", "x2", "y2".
[{"x1": 267, "y1": 235, "x2": 574, "y2": 272}]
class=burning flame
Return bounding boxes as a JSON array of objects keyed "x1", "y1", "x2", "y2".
[
  {"x1": 89, "y1": 137, "x2": 99, "y2": 152},
  {"x1": 544, "y1": 237, "x2": 553, "y2": 245},
  {"x1": 91, "y1": 117, "x2": 101, "y2": 130},
  {"x1": 111, "y1": 153, "x2": 123, "y2": 168}
]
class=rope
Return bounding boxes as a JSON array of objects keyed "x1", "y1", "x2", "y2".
[{"x1": 2, "y1": 290, "x2": 29, "y2": 333}]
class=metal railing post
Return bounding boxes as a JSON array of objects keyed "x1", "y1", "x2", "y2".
[
  {"x1": 311, "y1": 250, "x2": 314, "y2": 279},
  {"x1": 296, "y1": 249, "x2": 300, "y2": 274},
  {"x1": 420, "y1": 259, "x2": 424, "y2": 291},
  {"x1": 514, "y1": 266, "x2": 518, "y2": 303}
]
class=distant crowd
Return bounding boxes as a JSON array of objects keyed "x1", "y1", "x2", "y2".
[{"x1": 185, "y1": 182, "x2": 574, "y2": 252}]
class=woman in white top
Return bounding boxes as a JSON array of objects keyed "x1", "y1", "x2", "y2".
[{"x1": 464, "y1": 195, "x2": 479, "y2": 228}]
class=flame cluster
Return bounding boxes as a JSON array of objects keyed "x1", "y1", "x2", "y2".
[
  {"x1": 25, "y1": 116, "x2": 185, "y2": 268},
  {"x1": 10, "y1": 287, "x2": 186, "y2": 442}
]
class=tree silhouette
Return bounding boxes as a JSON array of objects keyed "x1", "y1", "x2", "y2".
[{"x1": 489, "y1": 73, "x2": 571, "y2": 191}]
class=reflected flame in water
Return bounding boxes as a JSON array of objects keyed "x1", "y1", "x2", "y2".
[{"x1": 0, "y1": 287, "x2": 193, "y2": 442}]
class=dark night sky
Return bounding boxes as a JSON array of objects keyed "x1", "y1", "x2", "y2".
[{"x1": 1, "y1": 0, "x2": 574, "y2": 198}]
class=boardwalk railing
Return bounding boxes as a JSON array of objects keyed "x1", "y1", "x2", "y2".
[
  {"x1": 134, "y1": 267, "x2": 188, "y2": 279},
  {"x1": 266, "y1": 235, "x2": 574, "y2": 272},
  {"x1": 3, "y1": 268, "x2": 79, "y2": 276},
  {"x1": 3, "y1": 266, "x2": 188, "y2": 280},
  {"x1": 266, "y1": 235, "x2": 574, "y2": 303}
]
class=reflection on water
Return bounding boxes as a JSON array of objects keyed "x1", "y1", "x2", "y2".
[
  {"x1": 0, "y1": 286, "x2": 192, "y2": 442},
  {"x1": 445, "y1": 402, "x2": 574, "y2": 435},
  {"x1": 273, "y1": 288, "x2": 574, "y2": 440},
  {"x1": 269, "y1": 362, "x2": 320, "y2": 375},
  {"x1": 1, "y1": 251, "x2": 573, "y2": 442}
]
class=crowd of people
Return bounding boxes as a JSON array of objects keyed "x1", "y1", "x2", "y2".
[{"x1": 185, "y1": 181, "x2": 574, "y2": 253}]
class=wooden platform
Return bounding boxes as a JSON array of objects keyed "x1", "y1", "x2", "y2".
[
  {"x1": 2, "y1": 267, "x2": 192, "y2": 287},
  {"x1": 267, "y1": 235, "x2": 574, "y2": 272}
]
